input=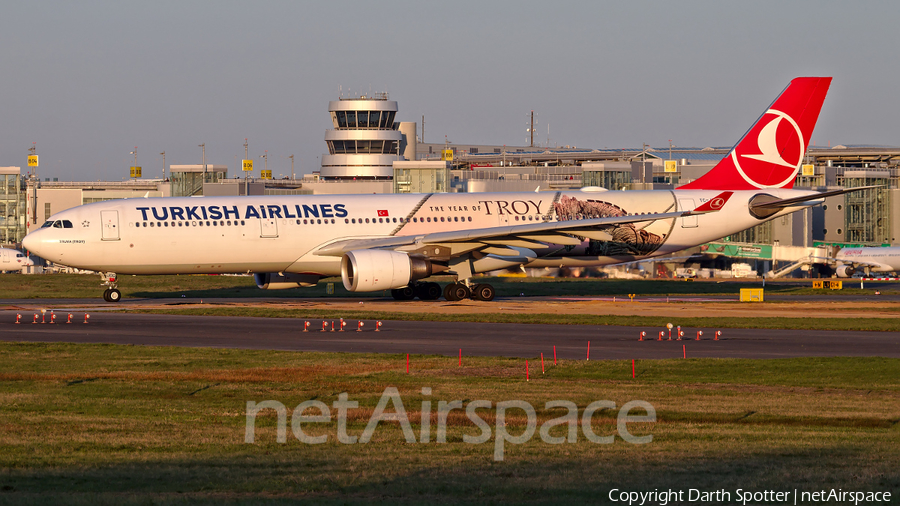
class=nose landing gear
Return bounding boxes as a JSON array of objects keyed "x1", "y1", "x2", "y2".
[{"x1": 100, "y1": 272, "x2": 122, "y2": 303}]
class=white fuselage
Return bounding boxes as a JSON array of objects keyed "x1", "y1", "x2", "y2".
[
  {"x1": 0, "y1": 248, "x2": 34, "y2": 271},
  {"x1": 835, "y1": 247, "x2": 900, "y2": 274},
  {"x1": 23, "y1": 189, "x2": 810, "y2": 277}
]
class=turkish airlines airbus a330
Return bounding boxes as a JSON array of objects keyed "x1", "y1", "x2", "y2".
[{"x1": 24, "y1": 77, "x2": 869, "y2": 302}]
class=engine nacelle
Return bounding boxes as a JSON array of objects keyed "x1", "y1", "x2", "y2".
[
  {"x1": 341, "y1": 250, "x2": 433, "y2": 292},
  {"x1": 255, "y1": 272, "x2": 320, "y2": 290},
  {"x1": 835, "y1": 265, "x2": 857, "y2": 278}
]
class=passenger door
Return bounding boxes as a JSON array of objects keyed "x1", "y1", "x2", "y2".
[
  {"x1": 678, "y1": 198, "x2": 698, "y2": 228},
  {"x1": 260, "y1": 217, "x2": 278, "y2": 238},
  {"x1": 101, "y1": 210, "x2": 120, "y2": 241}
]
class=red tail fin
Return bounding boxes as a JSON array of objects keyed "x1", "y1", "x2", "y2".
[{"x1": 679, "y1": 77, "x2": 832, "y2": 190}]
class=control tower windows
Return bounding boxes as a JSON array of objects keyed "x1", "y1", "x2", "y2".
[
  {"x1": 327, "y1": 140, "x2": 398, "y2": 155},
  {"x1": 333, "y1": 110, "x2": 396, "y2": 129}
]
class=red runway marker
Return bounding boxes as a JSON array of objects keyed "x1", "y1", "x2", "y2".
[
  {"x1": 541, "y1": 353, "x2": 545, "y2": 374},
  {"x1": 526, "y1": 359, "x2": 530, "y2": 381},
  {"x1": 632, "y1": 359, "x2": 635, "y2": 379},
  {"x1": 586, "y1": 341, "x2": 590, "y2": 361},
  {"x1": 553, "y1": 345, "x2": 557, "y2": 365}
]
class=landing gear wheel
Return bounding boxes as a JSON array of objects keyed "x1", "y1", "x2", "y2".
[
  {"x1": 102, "y1": 289, "x2": 111, "y2": 302},
  {"x1": 443, "y1": 283, "x2": 458, "y2": 301},
  {"x1": 107, "y1": 289, "x2": 122, "y2": 303},
  {"x1": 416, "y1": 282, "x2": 442, "y2": 300},
  {"x1": 391, "y1": 286, "x2": 416, "y2": 300},
  {"x1": 447, "y1": 283, "x2": 471, "y2": 301},
  {"x1": 472, "y1": 283, "x2": 496, "y2": 301}
]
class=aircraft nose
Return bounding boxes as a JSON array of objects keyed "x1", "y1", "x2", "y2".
[{"x1": 22, "y1": 232, "x2": 36, "y2": 252}]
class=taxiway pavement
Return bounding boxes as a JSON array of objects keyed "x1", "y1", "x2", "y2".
[{"x1": 1, "y1": 310, "x2": 897, "y2": 359}]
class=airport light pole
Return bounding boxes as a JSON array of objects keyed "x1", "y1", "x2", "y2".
[
  {"x1": 28, "y1": 143, "x2": 38, "y2": 225},
  {"x1": 130, "y1": 147, "x2": 138, "y2": 181},
  {"x1": 160, "y1": 151, "x2": 166, "y2": 180},
  {"x1": 199, "y1": 143, "x2": 206, "y2": 182},
  {"x1": 244, "y1": 138, "x2": 249, "y2": 195},
  {"x1": 288, "y1": 154, "x2": 294, "y2": 180}
]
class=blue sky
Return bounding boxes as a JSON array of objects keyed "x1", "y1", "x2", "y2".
[{"x1": 2, "y1": 1, "x2": 898, "y2": 181}]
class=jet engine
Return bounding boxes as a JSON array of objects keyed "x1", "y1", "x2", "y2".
[
  {"x1": 341, "y1": 250, "x2": 433, "y2": 292},
  {"x1": 835, "y1": 265, "x2": 857, "y2": 278},
  {"x1": 255, "y1": 272, "x2": 320, "y2": 290}
]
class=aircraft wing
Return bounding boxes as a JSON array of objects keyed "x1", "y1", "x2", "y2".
[{"x1": 315, "y1": 208, "x2": 705, "y2": 258}]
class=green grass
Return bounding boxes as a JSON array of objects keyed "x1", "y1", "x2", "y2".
[
  {"x1": 135, "y1": 306, "x2": 900, "y2": 332},
  {"x1": 1, "y1": 273, "x2": 895, "y2": 299},
  {"x1": 0, "y1": 342, "x2": 897, "y2": 504}
]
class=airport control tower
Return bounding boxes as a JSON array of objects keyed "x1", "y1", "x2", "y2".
[{"x1": 320, "y1": 93, "x2": 416, "y2": 180}]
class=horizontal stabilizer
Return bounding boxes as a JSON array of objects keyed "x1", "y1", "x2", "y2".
[{"x1": 749, "y1": 185, "x2": 881, "y2": 219}]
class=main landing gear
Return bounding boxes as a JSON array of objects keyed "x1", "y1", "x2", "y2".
[
  {"x1": 390, "y1": 281, "x2": 495, "y2": 301},
  {"x1": 391, "y1": 281, "x2": 441, "y2": 301},
  {"x1": 445, "y1": 282, "x2": 495, "y2": 301},
  {"x1": 100, "y1": 272, "x2": 122, "y2": 303}
]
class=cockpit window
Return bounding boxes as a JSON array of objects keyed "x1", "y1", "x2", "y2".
[{"x1": 40, "y1": 220, "x2": 73, "y2": 229}]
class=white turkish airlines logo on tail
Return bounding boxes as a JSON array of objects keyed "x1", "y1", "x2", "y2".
[
  {"x1": 731, "y1": 108, "x2": 805, "y2": 189},
  {"x1": 708, "y1": 197, "x2": 726, "y2": 210}
]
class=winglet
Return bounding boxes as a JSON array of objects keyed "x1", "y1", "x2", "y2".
[{"x1": 691, "y1": 191, "x2": 733, "y2": 213}]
